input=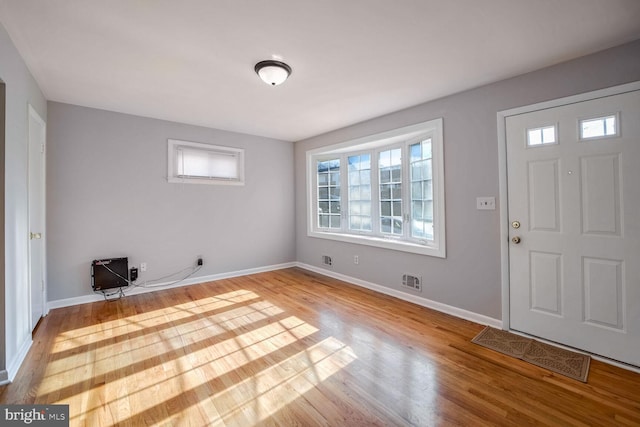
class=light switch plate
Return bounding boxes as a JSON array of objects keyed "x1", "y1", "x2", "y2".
[{"x1": 476, "y1": 197, "x2": 496, "y2": 210}]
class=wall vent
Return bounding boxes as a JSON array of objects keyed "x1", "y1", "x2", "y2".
[
  {"x1": 402, "y1": 274, "x2": 422, "y2": 291},
  {"x1": 322, "y1": 255, "x2": 333, "y2": 266}
]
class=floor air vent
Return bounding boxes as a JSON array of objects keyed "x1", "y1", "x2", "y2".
[{"x1": 402, "y1": 274, "x2": 421, "y2": 291}]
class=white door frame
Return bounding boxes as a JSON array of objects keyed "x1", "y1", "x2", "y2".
[
  {"x1": 497, "y1": 81, "x2": 640, "y2": 332},
  {"x1": 27, "y1": 104, "x2": 47, "y2": 328}
]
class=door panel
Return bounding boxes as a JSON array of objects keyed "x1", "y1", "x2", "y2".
[
  {"x1": 28, "y1": 105, "x2": 46, "y2": 330},
  {"x1": 507, "y1": 89, "x2": 640, "y2": 367}
]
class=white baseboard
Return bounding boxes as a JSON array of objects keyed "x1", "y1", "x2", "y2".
[
  {"x1": 47, "y1": 260, "x2": 500, "y2": 328},
  {"x1": 296, "y1": 262, "x2": 502, "y2": 329},
  {"x1": 0, "y1": 370, "x2": 8, "y2": 386},
  {"x1": 4, "y1": 337, "x2": 33, "y2": 384},
  {"x1": 47, "y1": 262, "x2": 297, "y2": 311}
]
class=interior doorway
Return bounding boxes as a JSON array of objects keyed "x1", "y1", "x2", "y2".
[{"x1": 28, "y1": 104, "x2": 46, "y2": 330}]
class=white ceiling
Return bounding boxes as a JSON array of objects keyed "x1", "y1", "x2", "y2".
[{"x1": 1, "y1": 1, "x2": 639, "y2": 141}]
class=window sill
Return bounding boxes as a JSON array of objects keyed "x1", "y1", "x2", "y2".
[
  {"x1": 167, "y1": 176, "x2": 245, "y2": 186},
  {"x1": 308, "y1": 230, "x2": 446, "y2": 258}
]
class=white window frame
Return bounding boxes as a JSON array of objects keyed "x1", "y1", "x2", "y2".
[
  {"x1": 168, "y1": 139, "x2": 245, "y2": 186},
  {"x1": 306, "y1": 118, "x2": 446, "y2": 258}
]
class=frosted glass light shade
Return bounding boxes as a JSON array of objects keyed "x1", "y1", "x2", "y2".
[{"x1": 255, "y1": 60, "x2": 292, "y2": 86}]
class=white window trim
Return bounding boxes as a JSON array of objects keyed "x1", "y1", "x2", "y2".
[
  {"x1": 167, "y1": 139, "x2": 245, "y2": 185},
  {"x1": 306, "y1": 119, "x2": 446, "y2": 258}
]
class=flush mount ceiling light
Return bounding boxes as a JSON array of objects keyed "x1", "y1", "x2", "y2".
[{"x1": 254, "y1": 60, "x2": 292, "y2": 86}]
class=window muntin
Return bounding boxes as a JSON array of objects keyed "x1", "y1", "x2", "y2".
[
  {"x1": 580, "y1": 114, "x2": 618, "y2": 140},
  {"x1": 307, "y1": 119, "x2": 445, "y2": 258},
  {"x1": 168, "y1": 139, "x2": 244, "y2": 185}
]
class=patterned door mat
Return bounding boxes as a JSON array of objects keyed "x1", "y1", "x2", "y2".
[{"x1": 472, "y1": 326, "x2": 590, "y2": 382}]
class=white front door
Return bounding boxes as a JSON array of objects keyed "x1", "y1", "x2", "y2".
[
  {"x1": 28, "y1": 105, "x2": 46, "y2": 330},
  {"x1": 506, "y1": 88, "x2": 640, "y2": 367}
]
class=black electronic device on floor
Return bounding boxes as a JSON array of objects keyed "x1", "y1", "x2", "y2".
[{"x1": 91, "y1": 257, "x2": 129, "y2": 291}]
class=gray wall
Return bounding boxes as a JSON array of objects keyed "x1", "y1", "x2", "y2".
[
  {"x1": 0, "y1": 22, "x2": 47, "y2": 381},
  {"x1": 294, "y1": 40, "x2": 640, "y2": 321},
  {"x1": 47, "y1": 102, "x2": 295, "y2": 301}
]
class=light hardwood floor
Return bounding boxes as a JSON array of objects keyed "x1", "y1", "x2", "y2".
[{"x1": 1, "y1": 268, "x2": 639, "y2": 426}]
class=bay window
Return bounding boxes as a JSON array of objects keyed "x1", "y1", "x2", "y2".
[{"x1": 307, "y1": 119, "x2": 445, "y2": 257}]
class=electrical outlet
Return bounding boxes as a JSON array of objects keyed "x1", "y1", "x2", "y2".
[
  {"x1": 140, "y1": 262, "x2": 147, "y2": 272},
  {"x1": 354, "y1": 255, "x2": 359, "y2": 265},
  {"x1": 197, "y1": 257, "x2": 203, "y2": 266}
]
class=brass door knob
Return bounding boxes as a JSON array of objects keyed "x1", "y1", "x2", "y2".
[
  {"x1": 512, "y1": 236, "x2": 521, "y2": 244},
  {"x1": 511, "y1": 221, "x2": 521, "y2": 229}
]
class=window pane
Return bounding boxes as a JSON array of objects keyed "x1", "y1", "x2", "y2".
[
  {"x1": 177, "y1": 148, "x2": 238, "y2": 179},
  {"x1": 393, "y1": 218, "x2": 403, "y2": 235},
  {"x1": 348, "y1": 154, "x2": 372, "y2": 232},
  {"x1": 392, "y1": 184, "x2": 402, "y2": 199},
  {"x1": 351, "y1": 200, "x2": 361, "y2": 214},
  {"x1": 412, "y1": 182, "x2": 422, "y2": 199},
  {"x1": 318, "y1": 187, "x2": 328, "y2": 200},
  {"x1": 350, "y1": 216, "x2": 361, "y2": 229},
  {"x1": 411, "y1": 163, "x2": 422, "y2": 181},
  {"x1": 381, "y1": 217, "x2": 391, "y2": 233},
  {"x1": 392, "y1": 201, "x2": 402, "y2": 215},
  {"x1": 410, "y1": 143, "x2": 433, "y2": 239},
  {"x1": 360, "y1": 170, "x2": 371, "y2": 185},
  {"x1": 317, "y1": 158, "x2": 340, "y2": 229},
  {"x1": 423, "y1": 180, "x2": 433, "y2": 200},
  {"x1": 361, "y1": 185, "x2": 371, "y2": 199},
  {"x1": 361, "y1": 201, "x2": 371, "y2": 216},
  {"x1": 379, "y1": 148, "x2": 403, "y2": 236},
  {"x1": 380, "y1": 185, "x2": 391, "y2": 199},
  {"x1": 381, "y1": 201, "x2": 391, "y2": 216},
  {"x1": 528, "y1": 129, "x2": 542, "y2": 146},
  {"x1": 349, "y1": 185, "x2": 359, "y2": 199}
]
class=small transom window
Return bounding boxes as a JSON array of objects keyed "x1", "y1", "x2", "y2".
[
  {"x1": 580, "y1": 114, "x2": 618, "y2": 140},
  {"x1": 527, "y1": 125, "x2": 557, "y2": 146},
  {"x1": 168, "y1": 139, "x2": 245, "y2": 185}
]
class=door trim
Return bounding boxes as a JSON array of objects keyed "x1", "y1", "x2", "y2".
[
  {"x1": 497, "y1": 81, "x2": 640, "y2": 332},
  {"x1": 27, "y1": 103, "x2": 47, "y2": 329}
]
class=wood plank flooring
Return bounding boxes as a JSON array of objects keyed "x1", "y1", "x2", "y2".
[{"x1": 1, "y1": 268, "x2": 639, "y2": 426}]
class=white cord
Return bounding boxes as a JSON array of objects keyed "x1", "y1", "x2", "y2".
[{"x1": 94, "y1": 260, "x2": 203, "y2": 297}]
